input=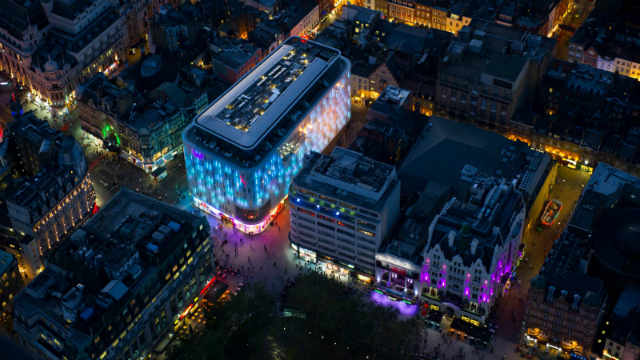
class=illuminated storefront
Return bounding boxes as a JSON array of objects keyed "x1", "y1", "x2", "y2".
[
  {"x1": 299, "y1": 247, "x2": 317, "y2": 263},
  {"x1": 507, "y1": 133, "x2": 594, "y2": 173}
]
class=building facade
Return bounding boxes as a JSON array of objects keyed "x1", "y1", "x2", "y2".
[
  {"x1": 13, "y1": 189, "x2": 214, "y2": 360},
  {"x1": 0, "y1": 250, "x2": 25, "y2": 316},
  {"x1": 183, "y1": 37, "x2": 351, "y2": 234},
  {"x1": 78, "y1": 60, "x2": 208, "y2": 172},
  {"x1": 0, "y1": 0, "x2": 129, "y2": 115},
  {"x1": 4, "y1": 113, "x2": 95, "y2": 280},
  {"x1": 435, "y1": 21, "x2": 556, "y2": 133},
  {"x1": 389, "y1": 0, "x2": 415, "y2": 24},
  {"x1": 286, "y1": 3, "x2": 320, "y2": 38},
  {"x1": 523, "y1": 235, "x2": 607, "y2": 357},
  {"x1": 420, "y1": 166, "x2": 526, "y2": 324},
  {"x1": 289, "y1": 148, "x2": 401, "y2": 281}
]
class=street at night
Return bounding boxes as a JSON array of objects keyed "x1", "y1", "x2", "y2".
[{"x1": 1, "y1": 0, "x2": 639, "y2": 359}]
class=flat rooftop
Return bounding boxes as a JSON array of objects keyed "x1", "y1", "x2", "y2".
[
  {"x1": 195, "y1": 37, "x2": 340, "y2": 150},
  {"x1": 311, "y1": 147, "x2": 394, "y2": 197},
  {"x1": 0, "y1": 250, "x2": 15, "y2": 275},
  {"x1": 293, "y1": 148, "x2": 399, "y2": 212},
  {"x1": 376, "y1": 86, "x2": 411, "y2": 106},
  {"x1": 570, "y1": 163, "x2": 640, "y2": 232}
]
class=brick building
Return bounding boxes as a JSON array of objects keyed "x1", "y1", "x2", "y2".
[{"x1": 523, "y1": 234, "x2": 607, "y2": 357}]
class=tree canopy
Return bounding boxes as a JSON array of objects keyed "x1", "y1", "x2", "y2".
[{"x1": 166, "y1": 272, "x2": 422, "y2": 360}]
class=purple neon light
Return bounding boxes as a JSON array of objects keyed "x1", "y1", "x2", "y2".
[
  {"x1": 193, "y1": 150, "x2": 204, "y2": 159},
  {"x1": 370, "y1": 291, "x2": 418, "y2": 316}
]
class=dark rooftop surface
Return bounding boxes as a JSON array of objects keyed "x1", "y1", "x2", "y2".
[
  {"x1": 398, "y1": 116, "x2": 533, "y2": 194},
  {"x1": 483, "y1": 52, "x2": 528, "y2": 82}
]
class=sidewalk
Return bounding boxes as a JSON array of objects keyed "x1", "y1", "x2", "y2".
[{"x1": 410, "y1": 327, "x2": 548, "y2": 360}]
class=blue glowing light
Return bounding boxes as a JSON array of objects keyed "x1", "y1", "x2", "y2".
[{"x1": 184, "y1": 68, "x2": 350, "y2": 233}]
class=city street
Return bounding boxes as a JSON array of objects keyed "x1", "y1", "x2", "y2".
[
  {"x1": 492, "y1": 166, "x2": 591, "y2": 342},
  {"x1": 555, "y1": 2, "x2": 592, "y2": 61}
]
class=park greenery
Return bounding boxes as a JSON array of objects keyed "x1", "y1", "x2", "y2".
[{"x1": 167, "y1": 271, "x2": 423, "y2": 360}]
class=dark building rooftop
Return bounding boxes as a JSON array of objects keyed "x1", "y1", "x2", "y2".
[{"x1": 398, "y1": 116, "x2": 552, "y2": 207}]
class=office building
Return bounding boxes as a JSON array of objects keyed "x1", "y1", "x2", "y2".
[
  {"x1": 420, "y1": 165, "x2": 526, "y2": 324},
  {"x1": 0, "y1": 250, "x2": 24, "y2": 314},
  {"x1": 435, "y1": 20, "x2": 557, "y2": 132},
  {"x1": 2, "y1": 113, "x2": 95, "y2": 280},
  {"x1": 13, "y1": 189, "x2": 214, "y2": 360},
  {"x1": 523, "y1": 233, "x2": 607, "y2": 357},
  {"x1": 183, "y1": 37, "x2": 351, "y2": 234},
  {"x1": 289, "y1": 147, "x2": 401, "y2": 280}
]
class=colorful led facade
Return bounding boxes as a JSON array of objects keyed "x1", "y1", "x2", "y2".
[{"x1": 183, "y1": 37, "x2": 351, "y2": 234}]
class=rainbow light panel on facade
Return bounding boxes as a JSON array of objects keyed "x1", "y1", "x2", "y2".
[{"x1": 183, "y1": 37, "x2": 351, "y2": 234}]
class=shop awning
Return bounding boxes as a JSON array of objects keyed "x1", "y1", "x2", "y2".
[{"x1": 203, "y1": 281, "x2": 229, "y2": 303}]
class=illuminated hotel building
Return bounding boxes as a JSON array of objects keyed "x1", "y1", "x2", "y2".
[
  {"x1": 183, "y1": 37, "x2": 351, "y2": 234},
  {"x1": 289, "y1": 148, "x2": 401, "y2": 281}
]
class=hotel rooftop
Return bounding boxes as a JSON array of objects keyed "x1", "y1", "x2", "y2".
[{"x1": 193, "y1": 36, "x2": 341, "y2": 150}]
